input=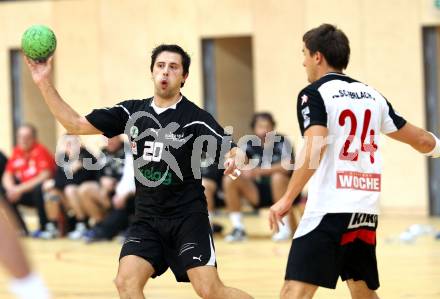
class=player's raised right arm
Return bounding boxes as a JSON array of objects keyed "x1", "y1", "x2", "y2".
[
  {"x1": 387, "y1": 122, "x2": 440, "y2": 157},
  {"x1": 24, "y1": 56, "x2": 102, "y2": 135}
]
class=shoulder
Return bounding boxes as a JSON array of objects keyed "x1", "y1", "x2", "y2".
[
  {"x1": 115, "y1": 98, "x2": 150, "y2": 113},
  {"x1": 181, "y1": 96, "x2": 204, "y2": 112},
  {"x1": 180, "y1": 96, "x2": 212, "y2": 119},
  {"x1": 7, "y1": 147, "x2": 20, "y2": 161}
]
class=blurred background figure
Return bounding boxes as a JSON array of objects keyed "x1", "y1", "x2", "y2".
[
  {"x1": 1, "y1": 124, "x2": 55, "y2": 236},
  {"x1": 79, "y1": 135, "x2": 125, "y2": 227},
  {"x1": 200, "y1": 152, "x2": 225, "y2": 234},
  {"x1": 223, "y1": 112, "x2": 301, "y2": 242},
  {"x1": 0, "y1": 199, "x2": 51, "y2": 299},
  {"x1": 84, "y1": 145, "x2": 135, "y2": 243},
  {"x1": 39, "y1": 135, "x2": 98, "y2": 239}
]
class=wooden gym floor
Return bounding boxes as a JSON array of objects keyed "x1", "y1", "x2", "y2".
[{"x1": 0, "y1": 212, "x2": 439, "y2": 299}]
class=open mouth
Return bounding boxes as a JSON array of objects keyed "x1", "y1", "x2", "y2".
[{"x1": 160, "y1": 79, "x2": 168, "y2": 88}]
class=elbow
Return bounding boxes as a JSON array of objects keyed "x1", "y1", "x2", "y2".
[
  {"x1": 59, "y1": 115, "x2": 85, "y2": 135},
  {"x1": 64, "y1": 121, "x2": 81, "y2": 135},
  {"x1": 417, "y1": 133, "x2": 436, "y2": 153}
]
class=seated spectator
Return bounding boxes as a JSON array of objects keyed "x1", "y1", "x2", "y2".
[
  {"x1": 83, "y1": 147, "x2": 135, "y2": 243},
  {"x1": 40, "y1": 135, "x2": 98, "y2": 239},
  {"x1": 201, "y1": 154, "x2": 224, "y2": 234},
  {"x1": 79, "y1": 135, "x2": 125, "y2": 225},
  {"x1": 1, "y1": 124, "x2": 55, "y2": 235},
  {"x1": 223, "y1": 112, "x2": 298, "y2": 242}
]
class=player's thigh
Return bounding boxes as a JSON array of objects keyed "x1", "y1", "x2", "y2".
[
  {"x1": 187, "y1": 266, "x2": 223, "y2": 297},
  {"x1": 346, "y1": 279, "x2": 379, "y2": 299},
  {"x1": 237, "y1": 177, "x2": 259, "y2": 206},
  {"x1": 281, "y1": 280, "x2": 318, "y2": 299},
  {"x1": 116, "y1": 255, "x2": 154, "y2": 288},
  {"x1": 165, "y1": 213, "x2": 216, "y2": 282}
]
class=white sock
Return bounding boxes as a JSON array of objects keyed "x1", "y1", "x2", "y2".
[
  {"x1": 230, "y1": 212, "x2": 244, "y2": 229},
  {"x1": 9, "y1": 272, "x2": 51, "y2": 299}
]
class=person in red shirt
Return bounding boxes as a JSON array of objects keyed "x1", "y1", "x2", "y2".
[{"x1": 2, "y1": 124, "x2": 55, "y2": 235}]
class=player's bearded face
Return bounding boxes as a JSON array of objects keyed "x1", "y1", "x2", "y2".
[{"x1": 152, "y1": 51, "x2": 187, "y2": 99}]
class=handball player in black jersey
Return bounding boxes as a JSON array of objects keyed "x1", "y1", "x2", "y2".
[{"x1": 25, "y1": 44, "x2": 253, "y2": 299}]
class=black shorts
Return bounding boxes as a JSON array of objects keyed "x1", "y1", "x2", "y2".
[
  {"x1": 285, "y1": 213, "x2": 379, "y2": 290},
  {"x1": 54, "y1": 167, "x2": 97, "y2": 190},
  {"x1": 119, "y1": 212, "x2": 216, "y2": 282},
  {"x1": 201, "y1": 164, "x2": 223, "y2": 184},
  {"x1": 255, "y1": 175, "x2": 299, "y2": 208}
]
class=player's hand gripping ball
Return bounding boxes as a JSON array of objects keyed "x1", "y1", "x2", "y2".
[{"x1": 21, "y1": 25, "x2": 56, "y2": 62}]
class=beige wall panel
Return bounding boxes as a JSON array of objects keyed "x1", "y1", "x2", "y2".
[
  {"x1": 420, "y1": 0, "x2": 440, "y2": 25},
  {"x1": 98, "y1": 0, "x2": 202, "y2": 108},
  {"x1": 21, "y1": 61, "x2": 57, "y2": 152},
  {"x1": 304, "y1": 0, "x2": 364, "y2": 78},
  {"x1": 253, "y1": 0, "x2": 305, "y2": 140},
  {"x1": 196, "y1": 0, "x2": 253, "y2": 37},
  {"x1": 51, "y1": 0, "x2": 103, "y2": 149},
  {"x1": 215, "y1": 38, "x2": 254, "y2": 139},
  {"x1": 362, "y1": 0, "x2": 426, "y2": 211},
  {"x1": 0, "y1": 0, "x2": 53, "y2": 155}
]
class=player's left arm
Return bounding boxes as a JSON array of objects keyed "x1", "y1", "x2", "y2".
[
  {"x1": 268, "y1": 125, "x2": 328, "y2": 232},
  {"x1": 387, "y1": 122, "x2": 439, "y2": 156}
]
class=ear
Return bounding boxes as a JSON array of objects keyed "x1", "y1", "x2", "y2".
[
  {"x1": 314, "y1": 51, "x2": 323, "y2": 65},
  {"x1": 182, "y1": 72, "x2": 189, "y2": 84}
]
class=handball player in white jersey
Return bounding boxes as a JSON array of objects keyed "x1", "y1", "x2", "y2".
[{"x1": 269, "y1": 24, "x2": 440, "y2": 299}]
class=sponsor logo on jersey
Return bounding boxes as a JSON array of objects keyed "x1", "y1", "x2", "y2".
[
  {"x1": 336, "y1": 171, "x2": 381, "y2": 192},
  {"x1": 139, "y1": 166, "x2": 173, "y2": 185},
  {"x1": 347, "y1": 213, "x2": 378, "y2": 229},
  {"x1": 130, "y1": 126, "x2": 139, "y2": 138},
  {"x1": 165, "y1": 133, "x2": 187, "y2": 143},
  {"x1": 301, "y1": 94, "x2": 308, "y2": 105},
  {"x1": 301, "y1": 106, "x2": 310, "y2": 128}
]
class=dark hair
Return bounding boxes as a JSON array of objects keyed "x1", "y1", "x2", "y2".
[
  {"x1": 251, "y1": 112, "x2": 276, "y2": 129},
  {"x1": 303, "y1": 24, "x2": 350, "y2": 70},
  {"x1": 19, "y1": 123, "x2": 37, "y2": 138},
  {"x1": 150, "y1": 44, "x2": 191, "y2": 87}
]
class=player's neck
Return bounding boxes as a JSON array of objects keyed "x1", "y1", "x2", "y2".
[
  {"x1": 317, "y1": 66, "x2": 343, "y2": 80},
  {"x1": 153, "y1": 93, "x2": 182, "y2": 108}
]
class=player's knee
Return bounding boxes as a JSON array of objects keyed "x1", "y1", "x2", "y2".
[
  {"x1": 350, "y1": 290, "x2": 379, "y2": 299},
  {"x1": 114, "y1": 273, "x2": 143, "y2": 294},
  {"x1": 77, "y1": 183, "x2": 92, "y2": 197},
  {"x1": 280, "y1": 283, "x2": 293, "y2": 299},
  {"x1": 280, "y1": 282, "x2": 312, "y2": 299},
  {"x1": 193, "y1": 280, "x2": 222, "y2": 299}
]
